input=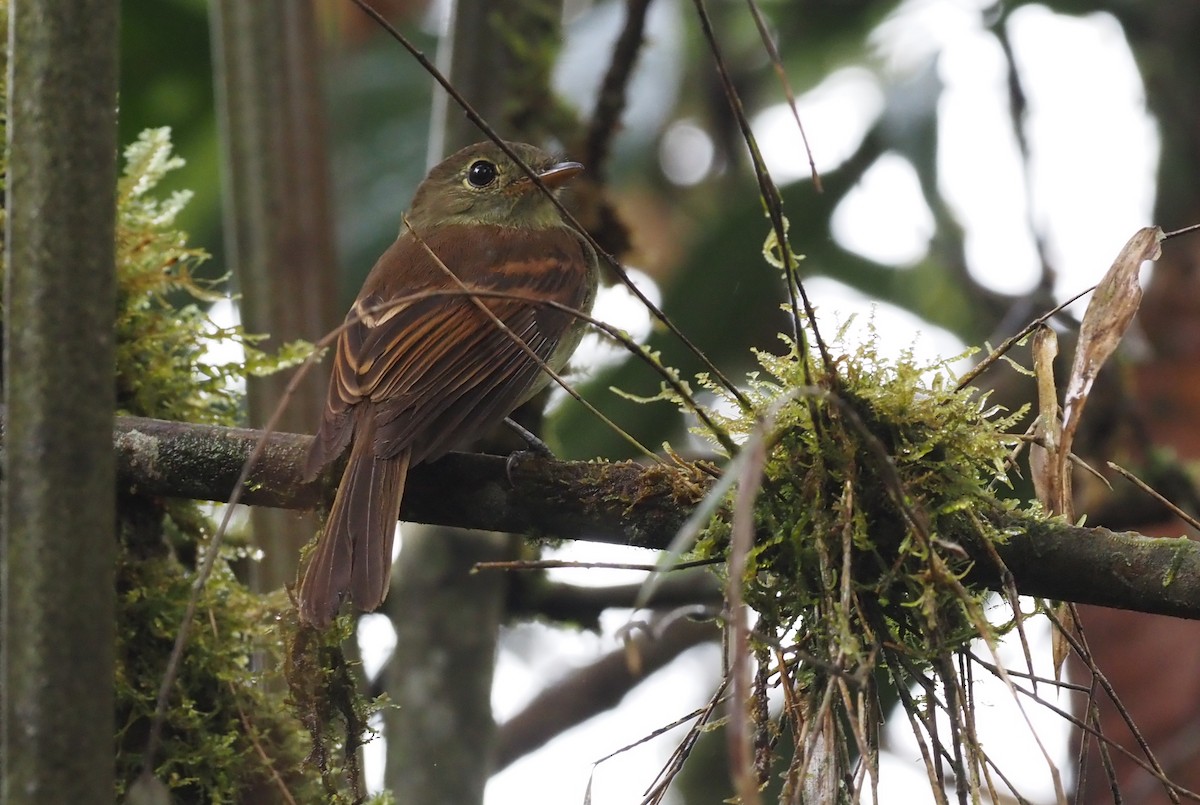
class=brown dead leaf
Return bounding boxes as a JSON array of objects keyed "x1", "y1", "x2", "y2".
[{"x1": 1060, "y1": 227, "x2": 1162, "y2": 472}]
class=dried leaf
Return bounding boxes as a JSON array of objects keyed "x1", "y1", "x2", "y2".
[{"x1": 1060, "y1": 227, "x2": 1162, "y2": 464}]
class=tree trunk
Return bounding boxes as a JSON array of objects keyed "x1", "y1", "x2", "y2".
[
  {"x1": 2, "y1": 0, "x2": 119, "y2": 798},
  {"x1": 384, "y1": 0, "x2": 568, "y2": 800},
  {"x1": 209, "y1": 0, "x2": 339, "y2": 592}
]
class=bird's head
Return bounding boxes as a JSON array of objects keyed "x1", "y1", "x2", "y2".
[{"x1": 406, "y1": 141, "x2": 583, "y2": 232}]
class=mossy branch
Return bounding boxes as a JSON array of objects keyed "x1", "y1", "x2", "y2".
[{"x1": 5, "y1": 408, "x2": 1198, "y2": 620}]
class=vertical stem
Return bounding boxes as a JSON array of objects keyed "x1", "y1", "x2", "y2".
[
  {"x1": 2, "y1": 0, "x2": 119, "y2": 799},
  {"x1": 385, "y1": 1, "x2": 566, "y2": 801},
  {"x1": 431, "y1": 0, "x2": 566, "y2": 158},
  {"x1": 209, "y1": 0, "x2": 339, "y2": 590}
]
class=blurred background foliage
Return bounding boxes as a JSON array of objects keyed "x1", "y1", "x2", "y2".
[
  {"x1": 118, "y1": 0, "x2": 1191, "y2": 460},
  {"x1": 120, "y1": 0, "x2": 219, "y2": 258},
  {"x1": 108, "y1": 0, "x2": 1118, "y2": 441}
]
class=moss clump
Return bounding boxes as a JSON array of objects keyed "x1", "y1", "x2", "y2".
[
  {"x1": 676, "y1": 316, "x2": 1034, "y2": 796},
  {"x1": 696, "y1": 327, "x2": 1027, "y2": 658},
  {"x1": 115, "y1": 127, "x2": 311, "y2": 427}
]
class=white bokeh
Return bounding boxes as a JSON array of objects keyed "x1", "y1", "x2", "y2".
[
  {"x1": 752, "y1": 67, "x2": 886, "y2": 183},
  {"x1": 831, "y1": 151, "x2": 936, "y2": 267},
  {"x1": 1008, "y1": 5, "x2": 1159, "y2": 303}
]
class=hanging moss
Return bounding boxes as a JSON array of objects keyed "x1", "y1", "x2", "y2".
[
  {"x1": 644, "y1": 297, "x2": 1045, "y2": 798},
  {"x1": 105, "y1": 129, "x2": 338, "y2": 801},
  {"x1": 696, "y1": 324, "x2": 1030, "y2": 658}
]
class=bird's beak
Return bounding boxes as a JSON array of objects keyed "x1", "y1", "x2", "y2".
[{"x1": 536, "y1": 161, "x2": 584, "y2": 189}]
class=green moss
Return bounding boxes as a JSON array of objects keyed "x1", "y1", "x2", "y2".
[
  {"x1": 115, "y1": 127, "x2": 312, "y2": 426},
  {"x1": 660, "y1": 311, "x2": 1042, "y2": 792},
  {"x1": 109, "y1": 128, "x2": 397, "y2": 802},
  {"x1": 114, "y1": 552, "x2": 319, "y2": 802},
  {"x1": 692, "y1": 325, "x2": 1029, "y2": 657},
  {"x1": 104, "y1": 129, "x2": 358, "y2": 801}
]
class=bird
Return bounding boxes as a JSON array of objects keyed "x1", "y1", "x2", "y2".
[{"x1": 297, "y1": 140, "x2": 598, "y2": 628}]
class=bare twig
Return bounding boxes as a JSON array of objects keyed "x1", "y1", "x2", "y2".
[
  {"x1": 955, "y1": 285, "x2": 1095, "y2": 390},
  {"x1": 689, "y1": 0, "x2": 830, "y2": 375},
  {"x1": 744, "y1": 0, "x2": 821, "y2": 191},
  {"x1": 584, "y1": 0, "x2": 654, "y2": 177},
  {"x1": 1108, "y1": 461, "x2": 1200, "y2": 532},
  {"x1": 1045, "y1": 606, "x2": 1182, "y2": 804},
  {"x1": 494, "y1": 615, "x2": 717, "y2": 771},
  {"x1": 1163, "y1": 222, "x2": 1200, "y2": 240}
]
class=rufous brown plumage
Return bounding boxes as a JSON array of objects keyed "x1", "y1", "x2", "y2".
[{"x1": 298, "y1": 141, "x2": 597, "y2": 628}]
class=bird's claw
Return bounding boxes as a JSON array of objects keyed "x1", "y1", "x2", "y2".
[{"x1": 503, "y1": 417, "x2": 554, "y2": 457}]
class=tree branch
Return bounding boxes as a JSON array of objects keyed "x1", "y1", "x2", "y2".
[
  {"x1": 7, "y1": 411, "x2": 1200, "y2": 621},
  {"x1": 494, "y1": 614, "x2": 719, "y2": 772},
  {"x1": 89, "y1": 412, "x2": 706, "y2": 547},
  {"x1": 506, "y1": 568, "x2": 723, "y2": 624}
]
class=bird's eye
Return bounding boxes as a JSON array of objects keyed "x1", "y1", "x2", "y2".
[{"x1": 466, "y1": 160, "x2": 498, "y2": 188}]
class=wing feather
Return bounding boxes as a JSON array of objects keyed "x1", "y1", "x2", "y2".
[{"x1": 305, "y1": 222, "x2": 594, "y2": 475}]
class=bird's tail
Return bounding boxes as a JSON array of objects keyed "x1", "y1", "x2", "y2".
[{"x1": 298, "y1": 414, "x2": 409, "y2": 628}]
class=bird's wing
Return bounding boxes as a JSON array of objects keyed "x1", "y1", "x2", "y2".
[{"x1": 308, "y1": 224, "x2": 593, "y2": 472}]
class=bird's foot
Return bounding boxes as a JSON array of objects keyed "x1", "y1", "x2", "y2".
[
  {"x1": 503, "y1": 417, "x2": 554, "y2": 457},
  {"x1": 503, "y1": 419, "x2": 559, "y2": 486}
]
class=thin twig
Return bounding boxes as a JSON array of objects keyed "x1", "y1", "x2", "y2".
[
  {"x1": 1108, "y1": 461, "x2": 1200, "y2": 531},
  {"x1": 1163, "y1": 222, "x2": 1200, "y2": 240},
  {"x1": 970, "y1": 651, "x2": 1200, "y2": 801},
  {"x1": 993, "y1": 17, "x2": 1057, "y2": 295},
  {"x1": 689, "y1": 0, "x2": 832, "y2": 381},
  {"x1": 1044, "y1": 605, "x2": 1182, "y2": 804},
  {"x1": 637, "y1": 676, "x2": 732, "y2": 804},
  {"x1": 744, "y1": 0, "x2": 821, "y2": 191},
  {"x1": 584, "y1": 0, "x2": 654, "y2": 177},
  {"x1": 955, "y1": 285, "x2": 1095, "y2": 390}
]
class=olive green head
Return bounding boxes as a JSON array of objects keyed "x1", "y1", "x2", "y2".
[{"x1": 407, "y1": 141, "x2": 583, "y2": 231}]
